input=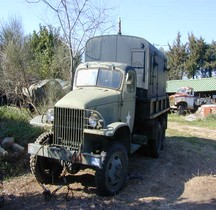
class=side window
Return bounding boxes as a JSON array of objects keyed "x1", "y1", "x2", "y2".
[{"x1": 125, "y1": 71, "x2": 135, "y2": 92}]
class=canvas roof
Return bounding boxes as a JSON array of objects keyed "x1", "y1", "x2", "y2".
[{"x1": 166, "y1": 77, "x2": 216, "y2": 93}]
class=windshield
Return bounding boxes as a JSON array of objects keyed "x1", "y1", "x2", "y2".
[
  {"x1": 76, "y1": 68, "x2": 122, "y2": 89},
  {"x1": 176, "y1": 86, "x2": 192, "y2": 95}
]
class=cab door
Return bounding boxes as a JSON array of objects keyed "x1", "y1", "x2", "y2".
[{"x1": 120, "y1": 69, "x2": 136, "y2": 132}]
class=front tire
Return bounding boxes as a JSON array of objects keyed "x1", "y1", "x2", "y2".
[
  {"x1": 0, "y1": 196, "x2": 4, "y2": 207},
  {"x1": 95, "y1": 143, "x2": 128, "y2": 196},
  {"x1": 30, "y1": 132, "x2": 63, "y2": 184},
  {"x1": 178, "y1": 105, "x2": 187, "y2": 115}
]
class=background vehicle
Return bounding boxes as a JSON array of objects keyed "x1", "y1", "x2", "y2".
[
  {"x1": 169, "y1": 86, "x2": 208, "y2": 115},
  {"x1": 28, "y1": 34, "x2": 170, "y2": 196}
]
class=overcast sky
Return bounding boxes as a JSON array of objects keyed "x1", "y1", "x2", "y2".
[{"x1": 1, "y1": 0, "x2": 216, "y2": 50}]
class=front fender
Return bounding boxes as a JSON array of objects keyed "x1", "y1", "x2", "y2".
[
  {"x1": 84, "y1": 122, "x2": 129, "y2": 137},
  {"x1": 104, "y1": 122, "x2": 128, "y2": 137},
  {"x1": 30, "y1": 115, "x2": 53, "y2": 129}
]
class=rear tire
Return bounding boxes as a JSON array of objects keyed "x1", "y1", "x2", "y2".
[
  {"x1": 95, "y1": 143, "x2": 128, "y2": 196},
  {"x1": 150, "y1": 121, "x2": 162, "y2": 158},
  {"x1": 30, "y1": 132, "x2": 63, "y2": 184},
  {"x1": 161, "y1": 119, "x2": 166, "y2": 150}
]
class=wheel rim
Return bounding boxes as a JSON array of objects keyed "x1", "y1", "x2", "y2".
[{"x1": 106, "y1": 154, "x2": 123, "y2": 189}]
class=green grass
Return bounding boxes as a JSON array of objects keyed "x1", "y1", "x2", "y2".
[
  {"x1": 0, "y1": 106, "x2": 44, "y2": 178},
  {"x1": 168, "y1": 113, "x2": 216, "y2": 128},
  {"x1": 0, "y1": 106, "x2": 43, "y2": 146}
]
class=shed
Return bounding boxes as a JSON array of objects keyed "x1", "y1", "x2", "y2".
[{"x1": 166, "y1": 77, "x2": 216, "y2": 98}]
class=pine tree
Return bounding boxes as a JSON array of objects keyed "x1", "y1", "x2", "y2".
[{"x1": 166, "y1": 32, "x2": 187, "y2": 80}]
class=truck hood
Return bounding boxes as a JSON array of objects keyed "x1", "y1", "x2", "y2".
[{"x1": 55, "y1": 88, "x2": 121, "y2": 109}]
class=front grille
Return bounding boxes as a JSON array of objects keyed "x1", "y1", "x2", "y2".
[{"x1": 53, "y1": 107, "x2": 84, "y2": 150}]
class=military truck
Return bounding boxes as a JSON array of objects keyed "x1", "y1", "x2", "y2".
[{"x1": 28, "y1": 34, "x2": 170, "y2": 196}]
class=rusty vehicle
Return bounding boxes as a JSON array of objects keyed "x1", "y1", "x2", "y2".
[{"x1": 169, "y1": 86, "x2": 207, "y2": 115}]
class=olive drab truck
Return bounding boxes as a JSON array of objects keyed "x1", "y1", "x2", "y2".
[{"x1": 28, "y1": 34, "x2": 170, "y2": 196}]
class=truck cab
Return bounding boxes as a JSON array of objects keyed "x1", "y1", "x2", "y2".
[{"x1": 72, "y1": 62, "x2": 136, "y2": 135}]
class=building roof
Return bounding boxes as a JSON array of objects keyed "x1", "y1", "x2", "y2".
[{"x1": 166, "y1": 77, "x2": 216, "y2": 93}]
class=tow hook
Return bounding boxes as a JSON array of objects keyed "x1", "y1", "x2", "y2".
[{"x1": 39, "y1": 175, "x2": 73, "y2": 201}]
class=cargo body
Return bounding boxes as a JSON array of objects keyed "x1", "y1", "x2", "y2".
[{"x1": 28, "y1": 34, "x2": 169, "y2": 196}]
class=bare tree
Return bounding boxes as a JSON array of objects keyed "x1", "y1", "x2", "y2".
[
  {"x1": 0, "y1": 17, "x2": 27, "y2": 104},
  {"x1": 27, "y1": 0, "x2": 116, "y2": 88},
  {"x1": 0, "y1": 17, "x2": 41, "y2": 114}
]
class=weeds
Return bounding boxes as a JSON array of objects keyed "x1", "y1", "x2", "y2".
[
  {"x1": 168, "y1": 113, "x2": 216, "y2": 128},
  {"x1": 0, "y1": 106, "x2": 43, "y2": 146}
]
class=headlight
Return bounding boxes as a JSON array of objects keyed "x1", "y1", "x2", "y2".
[
  {"x1": 89, "y1": 114, "x2": 98, "y2": 128},
  {"x1": 46, "y1": 108, "x2": 54, "y2": 123}
]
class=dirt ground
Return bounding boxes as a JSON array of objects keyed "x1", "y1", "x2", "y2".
[{"x1": 1, "y1": 121, "x2": 216, "y2": 210}]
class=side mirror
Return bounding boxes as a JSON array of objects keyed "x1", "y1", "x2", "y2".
[
  {"x1": 124, "y1": 73, "x2": 134, "y2": 92},
  {"x1": 164, "y1": 59, "x2": 169, "y2": 71},
  {"x1": 164, "y1": 66, "x2": 170, "y2": 71}
]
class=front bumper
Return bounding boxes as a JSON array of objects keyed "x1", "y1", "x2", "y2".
[{"x1": 28, "y1": 143, "x2": 103, "y2": 168}]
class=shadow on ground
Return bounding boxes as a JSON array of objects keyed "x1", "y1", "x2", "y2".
[{"x1": 2, "y1": 135, "x2": 216, "y2": 210}]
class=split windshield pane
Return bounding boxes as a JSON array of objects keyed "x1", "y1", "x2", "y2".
[{"x1": 76, "y1": 69, "x2": 122, "y2": 89}]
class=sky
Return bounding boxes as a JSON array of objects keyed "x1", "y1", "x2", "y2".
[{"x1": 1, "y1": 0, "x2": 216, "y2": 51}]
